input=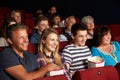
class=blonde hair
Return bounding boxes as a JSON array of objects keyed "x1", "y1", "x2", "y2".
[
  {"x1": 38, "y1": 28, "x2": 63, "y2": 68},
  {"x1": 11, "y1": 10, "x2": 21, "y2": 18}
]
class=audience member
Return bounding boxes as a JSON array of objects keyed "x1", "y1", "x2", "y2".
[
  {"x1": 36, "y1": 28, "x2": 71, "y2": 80},
  {"x1": 51, "y1": 13, "x2": 61, "y2": 28},
  {"x1": 0, "y1": 18, "x2": 16, "y2": 47},
  {"x1": 0, "y1": 24, "x2": 57, "y2": 80},
  {"x1": 1, "y1": 18, "x2": 17, "y2": 39},
  {"x1": 81, "y1": 15, "x2": 95, "y2": 39},
  {"x1": 29, "y1": 16, "x2": 49, "y2": 44},
  {"x1": 59, "y1": 16, "x2": 76, "y2": 42},
  {"x1": 62, "y1": 23, "x2": 91, "y2": 77},
  {"x1": 10, "y1": 10, "x2": 22, "y2": 24},
  {"x1": 91, "y1": 25, "x2": 120, "y2": 66},
  {"x1": 46, "y1": 6, "x2": 57, "y2": 20}
]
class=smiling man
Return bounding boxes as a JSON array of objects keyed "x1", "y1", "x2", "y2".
[{"x1": 0, "y1": 24, "x2": 57, "y2": 80}]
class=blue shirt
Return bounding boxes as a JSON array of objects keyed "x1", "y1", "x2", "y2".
[
  {"x1": 0, "y1": 47, "x2": 38, "y2": 80},
  {"x1": 91, "y1": 41, "x2": 120, "y2": 66},
  {"x1": 29, "y1": 31, "x2": 41, "y2": 44}
]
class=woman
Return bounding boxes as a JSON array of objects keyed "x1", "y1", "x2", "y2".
[
  {"x1": 81, "y1": 15, "x2": 95, "y2": 39},
  {"x1": 91, "y1": 25, "x2": 120, "y2": 66},
  {"x1": 36, "y1": 28, "x2": 71, "y2": 80}
]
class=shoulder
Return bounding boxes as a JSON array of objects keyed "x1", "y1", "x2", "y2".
[
  {"x1": 112, "y1": 41, "x2": 119, "y2": 45},
  {"x1": 24, "y1": 51, "x2": 36, "y2": 59},
  {"x1": 63, "y1": 44, "x2": 75, "y2": 50},
  {"x1": 0, "y1": 47, "x2": 13, "y2": 54},
  {"x1": 91, "y1": 47, "x2": 98, "y2": 51},
  {"x1": 29, "y1": 31, "x2": 40, "y2": 37}
]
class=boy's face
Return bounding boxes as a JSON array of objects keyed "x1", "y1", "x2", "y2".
[
  {"x1": 38, "y1": 20, "x2": 49, "y2": 33},
  {"x1": 73, "y1": 30, "x2": 87, "y2": 47}
]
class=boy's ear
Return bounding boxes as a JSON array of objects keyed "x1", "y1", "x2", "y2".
[
  {"x1": 7, "y1": 38, "x2": 13, "y2": 44},
  {"x1": 71, "y1": 34, "x2": 74, "y2": 39}
]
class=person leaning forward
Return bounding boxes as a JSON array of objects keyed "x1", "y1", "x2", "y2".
[{"x1": 0, "y1": 24, "x2": 58, "y2": 80}]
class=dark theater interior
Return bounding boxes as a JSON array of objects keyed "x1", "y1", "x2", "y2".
[
  {"x1": 0, "y1": 0, "x2": 120, "y2": 80},
  {"x1": 0, "y1": 0, "x2": 120, "y2": 24}
]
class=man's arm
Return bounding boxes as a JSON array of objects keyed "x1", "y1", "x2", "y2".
[{"x1": 6, "y1": 63, "x2": 57, "y2": 80}]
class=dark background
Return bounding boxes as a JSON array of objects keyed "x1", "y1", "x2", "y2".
[{"x1": 0, "y1": 0, "x2": 120, "y2": 24}]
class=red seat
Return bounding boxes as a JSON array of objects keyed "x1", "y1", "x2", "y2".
[
  {"x1": 28, "y1": 44, "x2": 37, "y2": 54},
  {"x1": 0, "y1": 47, "x2": 4, "y2": 52},
  {"x1": 34, "y1": 75, "x2": 68, "y2": 80},
  {"x1": 54, "y1": 27, "x2": 64, "y2": 34},
  {"x1": 59, "y1": 41, "x2": 71, "y2": 52},
  {"x1": 109, "y1": 24, "x2": 120, "y2": 36},
  {"x1": 115, "y1": 63, "x2": 120, "y2": 78},
  {"x1": 25, "y1": 13, "x2": 33, "y2": 19},
  {"x1": 73, "y1": 66, "x2": 120, "y2": 80},
  {"x1": 24, "y1": 18, "x2": 35, "y2": 29}
]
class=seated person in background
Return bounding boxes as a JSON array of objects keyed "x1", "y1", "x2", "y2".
[
  {"x1": 0, "y1": 24, "x2": 57, "y2": 80},
  {"x1": 59, "y1": 16, "x2": 76, "y2": 42},
  {"x1": 50, "y1": 13, "x2": 61, "y2": 28},
  {"x1": 0, "y1": 37, "x2": 8, "y2": 47},
  {"x1": 81, "y1": 15, "x2": 95, "y2": 39},
  {"x1": 91, "y1": 25, "x2": 120, "y2": 66},
  {"x1": 47, "y1": 6, "x2": 57, "y2": 19},
  {"x1": 10, "y1": 10, "x2": 22, "y2": 24},
  {"x1": 29, "y1": 16, "x2": 49, "y2": 44},
  {"x1": 62, "y1": 23, "x2": 91, "y2": 77},
  {"x1": 1, "y1": 17, "x2": 17, "y2": 39},
  {"x1": 0, "y1": 18, "x2": 17, "y2": 47},
  {"x1": 36, "y1": 28, "x2": 71, "y2": 80}
]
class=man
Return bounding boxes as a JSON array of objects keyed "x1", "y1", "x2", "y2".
[
  {"x1": 29, "y1": 16, "x2": 49, "y2": 44},
  {"x1": 62, "y1": 23, "x2": 91, "y2": 77},
  {"x1": 0, "y1": 24, "x2": 58, "y2": 80},
  {"x1": 59, "y1": 16, "x2": 76, "y2": 42}
]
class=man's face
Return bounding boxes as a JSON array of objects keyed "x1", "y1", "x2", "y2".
[{"x1": 9, "y1": 29, "x2": 29, "y2": 52}]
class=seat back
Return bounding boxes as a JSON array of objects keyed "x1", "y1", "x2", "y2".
[
  {"x1": 115, "y1": 63, "x2": 120, "y2": 78},
  {"x1": 73, "y1": 66, "x2": 120, "y2": 80},
  {"x1": 28, "y1": 44, "x2": 37, "y2": 54},
  {"x1": 34, "y1": 75, "x2": 68, "y2": 80}
]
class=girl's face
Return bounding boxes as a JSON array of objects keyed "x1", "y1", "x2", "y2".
[{"x1": 43, "y1": 33, "x2": 59, "y2": 54}]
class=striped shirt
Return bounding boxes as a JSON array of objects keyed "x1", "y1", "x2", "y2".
[{"x1": 62, "y1": 43, "x2": 91, "y2": 73}]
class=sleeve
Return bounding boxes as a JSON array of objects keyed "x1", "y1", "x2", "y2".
[
  {"x1": 0, "y1": 50, "x2": 21, "y2": 69},
  {"x1": 29, "y1": 35, "x2": 37, "y2": 44},
  {"x1": 62, "y1": 47, "x2": 72, "y2": 65},
  {"x1": 59, "y1": 34, "x2": 68, "y2": 42},
  {"x1": 113, "y1": 41, "x2": 120, "y2": 50},
  {"x1": 91, "y1": 47, "x2": 101, "y2": 57}
]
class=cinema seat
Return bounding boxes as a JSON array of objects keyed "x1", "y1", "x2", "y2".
[
  {"x1": 28, "y1": 44, "x2": 37, "y2": 54},
  {"x1": 115, "y1": 63, "x2": 120, "y2": 78},
  {"x1": 72, "y1": 66, "x2": 120, "y2": 80}
]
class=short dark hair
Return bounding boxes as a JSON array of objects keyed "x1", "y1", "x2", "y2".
[
  {"x1": 71, "y1": 22, "x2": 87, "y2": 37},
  {"x1": 6, "y1": 24, "x2": 28, "y2": 39},
  {"x1": 35, "y1": 16, "x2": 48, "y2": 25},
  {"x1": 92, "y1": 25, "x2": 111, "y2": 47}
]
